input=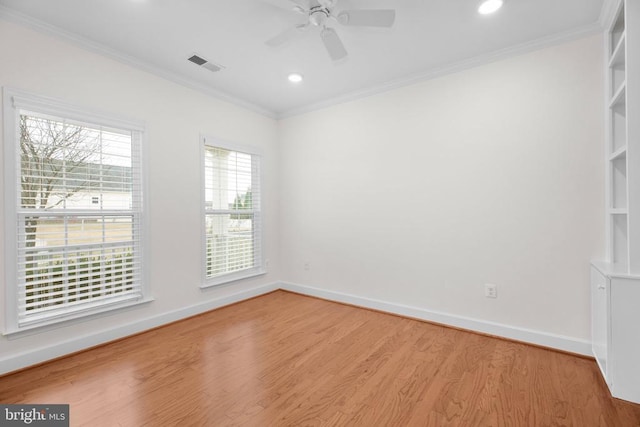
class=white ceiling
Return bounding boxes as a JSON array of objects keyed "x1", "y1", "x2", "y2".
[{"x1": 0, "y1": 0, "x2": 605, "y2": 117}]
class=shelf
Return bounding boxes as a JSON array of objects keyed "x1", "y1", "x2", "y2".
[
  {"x1": 610, "y1": 146, "x2": 627, "y2": 161},
  {"x1": 609, "y1": 209, "x2": 629, "y2": 215},
  {"x1": 592, "y1": 260, "x2": 640, "y2": 280},
  {"x1": 609, "y1": 32, "x2": 626, "y2": 68},
  {"x1": 609, "y1": 82, "x2": 627, "y2": 109}
]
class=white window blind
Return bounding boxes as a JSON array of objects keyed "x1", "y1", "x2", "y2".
[
  {"x1": 203, "y1": 141, "x2": 262, "y2": 284},
  {"x1": 14, "y1": 109, "x2": 144, "y2": 327}
]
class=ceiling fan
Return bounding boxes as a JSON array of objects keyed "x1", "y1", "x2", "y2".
[{"x1": 264, "y1": 0, "x2": 396, "y2": 61}]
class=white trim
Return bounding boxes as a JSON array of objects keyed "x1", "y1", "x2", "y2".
[
  {"x1": 201, "y1": 135, "x2": 264, "y2": 157},
  {"x1": 5, "y1": 297, "x2": 155, "y2": 339},
  {"x1": 2, "y1": 88, "x2": 150, "y2": 333},
  {"x1": 279, "y1": 282, "x2": 592, "y2": 356},
  {"x1": 138, "y1": 119, "x2": 152, "y2": 309},
  {"x1": 0, "y1": 7, "x2": 275, "y2": 120},
  {"x1": 5, "y1": 87, "x2": 145, "y2": 131},
  {"x1": 0, "y1": 5, "x2": 603, "y2": 120},
  {"x1": 200, "y1": 137, "x2": 207, "y2": 288},
  {"x1": 278, "y1": 23, "x2": 604, "y2": 119},
  {"x1": 0, "y1": 282, "x2": 279, "y2": 376},
  {"x1": 3, "y1": 88, "x2": 20, "y2": 334},
  {"x1": 200, "y1": 268, "x2": 267, "y2": 289},
  {"x1": 200, "y1": 135, "x2": 265, "y2": 288},
  {"x1": 0, "y1": 281, "x2": 593, "y2": 375}
]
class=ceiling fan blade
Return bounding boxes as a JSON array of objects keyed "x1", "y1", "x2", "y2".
[
  {"x1": 266, "y1": 24, "x2": 308, "y2": 47},
  {"x1": 320, "y1": 27, "x2": 347, "y2": 61},
  {"x1": 260, "y1": 0, "x2": 309, "y2": 13},
  {"x1": 337, "y1": 9, "x2": 396, "y2": 27}
]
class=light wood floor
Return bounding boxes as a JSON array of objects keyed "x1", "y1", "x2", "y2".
[{"x1": 1, "y1": 291, "x2": 639, "y2": 426}]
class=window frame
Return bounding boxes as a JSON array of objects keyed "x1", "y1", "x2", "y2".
[
  {"x1": 200, "y1": 135, "x2": 265, "y2": 288},
  {"x1": 2, "y1": 87, "x2": 151, "y2": 335}
]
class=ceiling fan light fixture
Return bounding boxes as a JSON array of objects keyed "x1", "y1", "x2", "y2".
[
  {"x1": 478, "y1": 0, "x2": 503, "y2": 15},
  {"x1": 288, "y1": 73, "x2": 304, "y2": 83}
]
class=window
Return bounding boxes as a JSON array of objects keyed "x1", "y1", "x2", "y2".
[
  {"x1": 202, "y1": 137, "x2": 264, "y2": 286},
  {"x1": 3, "y1": 89, "x2": 148, "y2": 332}
]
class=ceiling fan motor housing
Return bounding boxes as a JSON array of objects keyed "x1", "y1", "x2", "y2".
[
  {"x1": 309, "y1": 7, "x2": 330, "y2": 26},
  {"x1": 265, "y1": 0, "x2": 396, "y2": 62}
]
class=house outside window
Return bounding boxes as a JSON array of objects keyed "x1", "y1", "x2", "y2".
[
  {"x1": 202, "y1": 136, "x2": 264, "y2": 287},
  {"x1": 3, "y1": 89, "x2": 149, "y2": 333}
]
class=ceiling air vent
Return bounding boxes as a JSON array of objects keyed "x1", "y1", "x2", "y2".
[{"x1": 188, "y1": 54, "x2": 224, "y2": 73}]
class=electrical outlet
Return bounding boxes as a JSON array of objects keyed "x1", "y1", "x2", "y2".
[
  {"x1": 485, "y1": 284, "x2": 497, "y2": 298},
  {"x1": 304, "y1": 262, "x2": 310, "y2": 271}
]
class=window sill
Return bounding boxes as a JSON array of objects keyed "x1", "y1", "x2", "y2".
[
  {"x1": 200, "y1": 268, "x2": 267, "y2": 289},
  {"x1": 4, "y1": 297, "x2": 155, "y2": 340}
]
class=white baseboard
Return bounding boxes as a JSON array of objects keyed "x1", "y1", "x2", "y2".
[
  {"x1": 279, "y1": 282, "x2": 592, "y2": 356},
  {"x1": 0, "y1": 282, "x2": 279, "y2": 375},
  {"x1": 1, "y1": 280, "x2": 592, "y2": 375}
]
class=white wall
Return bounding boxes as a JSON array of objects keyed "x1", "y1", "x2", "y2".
[
  {"x1": 279, "y1": 35, "x2": 605, "y2": 343},
  {"x1": 0, "y1": 17, "x2": 606, "y2": 372},
  {"x1": 0, "y1": 20, "x2": 280, "y2": 373}
]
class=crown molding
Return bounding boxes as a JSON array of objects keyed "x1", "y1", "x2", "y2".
[
  {"x1": 0, "y1": 4, "x2": 604, "y2": 122},
  {"x1": 277, "y1": 22, "x2": 604, "y2": 119},
  {"x1": 0, "y1": 6, "x2": 277, "y2": 119}
]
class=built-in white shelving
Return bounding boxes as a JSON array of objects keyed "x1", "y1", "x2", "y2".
[
  {"x1": 591, "y1": 0, "x2": 640, "y2": 405},
  {"x1": 606, "y1": 1, "x2": 634, "y2": 270}
]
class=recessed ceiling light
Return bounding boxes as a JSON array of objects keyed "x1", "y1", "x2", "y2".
[
  {"x1": 288, "y1": 73, "x2": 303, "y2": 83},
  {"x1": 478, "y1": 0, "x2": 503, "y2": 15}
]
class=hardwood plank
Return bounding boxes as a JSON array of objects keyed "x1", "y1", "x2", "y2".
[{"x1": 1, "y1": 290, "x2": 639, "y2": 426}]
